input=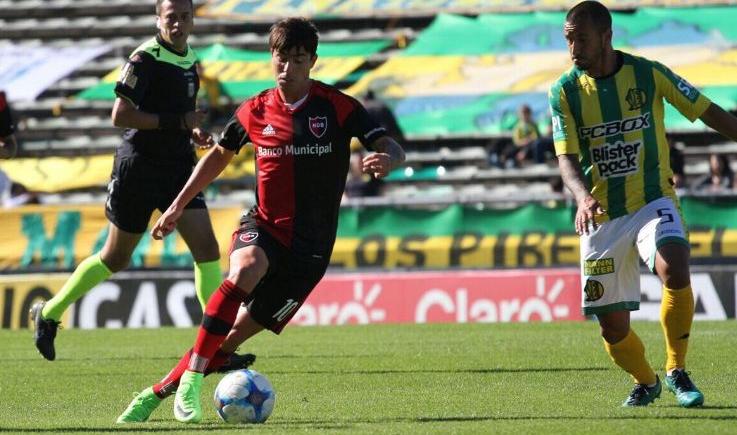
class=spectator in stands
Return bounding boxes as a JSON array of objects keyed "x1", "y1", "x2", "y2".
[
  {"x1": 550, "y1": 1, "x2": 737, "y2": 410},
  {"x1": 30, "y1": 0, "x2": 252, "y2": 371},
  {"x1": 693, "y1": 153, "x2": 735, "y2": 192},
  {"x1": 0, "y1": 90, "x2": 18, "y2": 159},
  {"x1": 533, "y1": 117, "x2": 555, "y2": 164},
  {"x1": 668, "y1": 137, "x2": 686, "y2": 189},
  {"x1": 509, "y1": 104, "x2": 540, "y2": 167},
  {"x1": 363, "y1": 89, "x2": 404, "y2": 142}
]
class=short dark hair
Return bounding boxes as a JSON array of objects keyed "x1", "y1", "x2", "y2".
[
  {"x1": 269, "y1": 17, "x2": 319, "y2": 57},
  {"x1": 566, "y1": 1, "x2": 612, "y2": 33},
  {"x1": 156, "y1": 0, "x2": 193, "y2": 15}
]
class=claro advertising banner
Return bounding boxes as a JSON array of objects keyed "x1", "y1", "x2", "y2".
[{"x1": 1, "y1": 268, "x2": 734, "y2": 330}]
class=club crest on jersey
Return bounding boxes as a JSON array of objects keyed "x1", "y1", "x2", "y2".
[
  {"x1": 625, "y1": 88, "x2": 647, "y2": 110},
  {"x1": 308, "y1": 116, "x2": 327, "y2": 138},
  {"x1": 239, "y1": 231, "x2": 259, "y2": 244}
]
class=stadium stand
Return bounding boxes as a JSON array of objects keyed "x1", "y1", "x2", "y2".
[{"x1": 2, "y1": 0, "x2": 736, "y2": 206}]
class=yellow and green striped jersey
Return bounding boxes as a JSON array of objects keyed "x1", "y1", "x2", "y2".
[{"x1": 548, "y1": 51, "x2": 711, "y2": 220}]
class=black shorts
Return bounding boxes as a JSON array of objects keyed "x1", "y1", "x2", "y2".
[
  {"x1": 105, "y1": 154, "x2": 206, "y2": 233},
  {"x1": 229, "y1": 219, "x2": 329, "y2": 334}
]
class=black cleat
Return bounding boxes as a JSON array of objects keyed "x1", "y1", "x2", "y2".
[
  {"x1": 215, "y1": 353, "x2": 256, "y2": 373},
  {"x1": 30, "y1": 302, "x2": 59, "y2": 361}
]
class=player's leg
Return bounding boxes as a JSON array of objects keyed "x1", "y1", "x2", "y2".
[
  {"x1": 153, "y1": 306, "x2": 261, "y2": 399},
  {"x1": 31, "y1": 223, "x2": 143, "y2": 360},
  {"x1": 32, "y1": 155, "x2": 153, "y2": 360},
  {"x1": 117, "y1": 331, "x2": 255, "y2": 424},
  {"x1": 581, "y1": 215, "x2": 658, "y2": 406},
  {"x1": 637, "y1": 198, "x2": 703, "y2": 407},
  {"x1": 174, "y1": 207, "x2": 221, "y2": 308},
  {"x1": 174, "y1": 243, "x2": 268, "y2": 423},
  {"x1": 598, "y1": 310, "x2": 660, "y2": 406}
]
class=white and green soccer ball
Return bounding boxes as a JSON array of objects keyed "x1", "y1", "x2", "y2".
[{"x1": 213, "y1": 369, "x2": 275, "y2": 424}]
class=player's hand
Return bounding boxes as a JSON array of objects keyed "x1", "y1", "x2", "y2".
[
  {"x1": 192, "y1": 128, "x2": 215, "y2": 149},
  {"x1": 151, "y1": 207, "x2": 183, "y2": 240},
  {"x1": 183, "y1": 110, "x2": 208, "y2": 130},
  {"x1": 361, "y1": 152, "x2": 393, "y2": 178},
  {"x1": 575, "y1": 195, "x2": 605, "y2": 235}
]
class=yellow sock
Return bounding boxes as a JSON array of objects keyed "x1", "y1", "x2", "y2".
[
  {"x1": 604, "y1": 329, "x2": 656, "y2": 385},
  {"x1": 660, "y1": 284, "x2": 694, "y2": 373}
]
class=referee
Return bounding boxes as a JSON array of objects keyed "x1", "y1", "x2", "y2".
[{"x1": 31, "y1": 0, "x2": 253, "y2": 371}]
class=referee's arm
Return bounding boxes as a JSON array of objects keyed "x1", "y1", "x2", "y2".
[
  {"x1": 111, "y1": 97, "x2": 160, "y2": 129},
  {"x1": 112, "y1": 97, "x2": 205, "y2": 130}
]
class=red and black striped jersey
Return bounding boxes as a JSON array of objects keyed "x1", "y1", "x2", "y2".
[{"x1": 220, "y1": 80, "x2": 386, "y2": 258}]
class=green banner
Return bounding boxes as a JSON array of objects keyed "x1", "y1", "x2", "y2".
[
  {"x1": 2, "y1": 198, "x2": 736, "y2": 271},
  {"x1": 198, "y1": 1, "x2": 734, "y2": 19},
  {"x1": 345, "y1": 7, "x2": 737, "y2": 137},
  {"x1": 78, "y1": 41, "x2": 389, "y2": 101},
  {"x1": 405, "y1": 8, "x2": 737, "y2": 55},
  {"x1": 331, "y1": 197, "x2": 737, "y2": 269}
]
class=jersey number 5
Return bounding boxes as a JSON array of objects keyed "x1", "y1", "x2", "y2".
[{"x1": 656, "y1": 208, "x2": 674, "y2": 223}]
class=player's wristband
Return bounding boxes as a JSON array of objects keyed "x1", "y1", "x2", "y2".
[{"x1": 158, "y1": 113, "x2": 183, "y2": 130}]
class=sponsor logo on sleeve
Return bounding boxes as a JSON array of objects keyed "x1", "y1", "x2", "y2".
[
  {"x1": 675, "y1": 75, "x2": 699, "y2": 103},
  {"x1": 119, "y1": 63, "x2": 138, "y2": 89},
  {"x1": 239, "y1": 231, "x2": 259, "y2": 244},
  {"x1": 552, "y1": 115, "x2": 565, "y2": 141}
]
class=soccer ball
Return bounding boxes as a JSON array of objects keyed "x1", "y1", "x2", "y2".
[{"x1": 213, "y1": 369, "x2": 276, "y2": 424}]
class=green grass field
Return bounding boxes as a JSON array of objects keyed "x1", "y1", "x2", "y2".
[{"x1": 1, "y1": 321, "x2": 736, "y2": 434}]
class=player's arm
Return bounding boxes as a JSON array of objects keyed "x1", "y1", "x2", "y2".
[
  {"x1": 151, "y1": 144, "x2": 234, "y2": 239},
  {"x1": 699, "y1": 103, "x2": 737, "y2": 142},
  {"x1": 151, "y1": 112, "x2": 249, "y2": 239},
  {"x1": 111, "y1": 52, "x2": 205, "y2": 131},
  {"x1": 363, "y1": 135, "x2": 405, "y2": 178},
  {"x1": 347, "y1": 96, "x2": 406, "y2": 178},
  {"x1": 549, "y1": 84, "x2": 602, "y2": 234}
]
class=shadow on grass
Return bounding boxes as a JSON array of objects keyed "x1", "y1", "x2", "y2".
[
  {"x1": 265, "y1": 366, "x2": 612, "y2": 375},
  {"x1": 4, "y1": 410, "x2": 737, "y2": 433},
  {"x1": 413, "y1": 413, "x2": 737, "y2": 422}
]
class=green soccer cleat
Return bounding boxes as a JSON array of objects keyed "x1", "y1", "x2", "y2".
[
  {"x1": 174, "y1": 370, "x2": 204, "y2": 423},
  {"x1": 665, "y1": 369, "x2": 704, "y2": 408},
  {"x1": 116, "y1": 387, "x2": 162, "y2": 423},
  {"x1": 622, "y1": 376, "x2": 661, "y2": 407}
]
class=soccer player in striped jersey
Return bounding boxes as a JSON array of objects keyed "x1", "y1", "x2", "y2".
[
  {"x1": 116, "y1": 17, "x2": 404, "y2": 424},
  {"x1": 550, "y1": 1, "x2": 737, "y2": 408}
]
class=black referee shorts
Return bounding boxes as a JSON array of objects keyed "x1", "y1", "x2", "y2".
[
  {"x1": 105, "y1": 154, "x2": 206, "y2": 234},
  {"x1": 229, "y1": 218, "x2": 329, "y2": 334}
]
